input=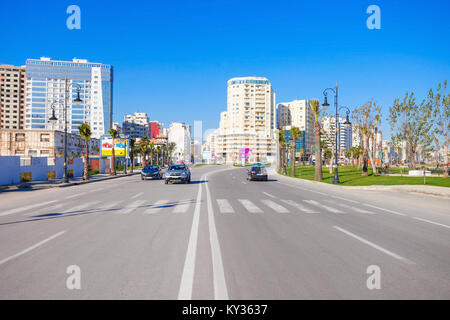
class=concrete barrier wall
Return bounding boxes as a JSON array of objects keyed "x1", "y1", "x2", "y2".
[{"x1": 0, "y1": 156, "x2": 86, "y2": 186}]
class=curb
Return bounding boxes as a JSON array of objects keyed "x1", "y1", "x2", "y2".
[
  {"x1": 0, "y1": 171, "x2": 141, "y2": 190},
  {"x1": 273, "y1": 171, "x2": 450, "y2": 198}
]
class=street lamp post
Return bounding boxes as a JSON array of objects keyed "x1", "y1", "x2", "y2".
[
  {"x1": 48, "y1": 78, "x2": 83, "y2": 183},
  {"x1": 322, "y1": 83, "x2": 340, "y2": 184}
]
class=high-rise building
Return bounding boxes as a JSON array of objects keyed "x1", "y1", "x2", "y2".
[
  {"x1": 217, "y1": 76, "x2": 276, "y2": 164},
  {"x1": 168, "y1": 122, "x2": 191, "y2": 164},
  {"x1": 321, "y1": 116, "x2": 352, "y2": 154},
  {"x1": 0, "y1": 65, "x2": 26, "y2": 130},
  {"x1": 123, "y1": 112, "x2": 150, "y2": 139},
  {"x1": 276, "y1": 99, "x2": 314, "y2": 154},
  {"x1": 25, "y1": 57, "x2": 113, "y2": 139}
]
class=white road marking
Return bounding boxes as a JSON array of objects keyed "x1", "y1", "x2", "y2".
[
  {"x1": 117, "y1": 200, "x2": 146, "y2": 214},
  {"x1": 261, "y1": 199, "x2": 289, "y2": 213},
  {"x1": 363, "y1": 203, "x2": 406, "y2": 216},
  {"x1": 101, "y1": 200, "x2": 124, "y2": 213},
  {"x1": 173, "y1": 200, "x2": 191, "y2": 213},
  {"x1": 205, "y1": 175, "x2": 229, "y2": 300},
  {"x1": 333, "y1": 226, "x2": 414, "y2": 264},
  {"x1": 130, "y1": 192, "x2": 144, "y2": 200},
  {"x1": 62, "y1": 201, "x2": 101, "y2": 214},
  {"x1": 0, "y1": 231, "x2": 66, "y2": 266},
  {"x1": 178, "y1": 175, "x2": 204, "y2": 300},
  {"x1": 413, "y1": 217, "x2": 450, "y2": 230},
  {"x1": 262, "y1": 192, "x2": 276, "y2": 198},
  {"x1": 303, "y1": 200, "x2": 344, "y2": 214},
  {"x1": 145, "y1": 200, "x2": 169, "y2": 214},
  {"x1": 24, "y1": 203, "x2": 65, "y2": 216},
  {"x1": 331, "y1": 195, "x2": 360, "y2": 204},
  {"x1": 217, "y1": 199, "x2": 234, "y2": 213},
  {"x1": 337, "y1": 203, "x2": 376, "y2": 214},
  {"x1": 238, "y1": 199, "x2": 263, "y2": 213},
  {"x1": 0, "y1": 200, "x2": 58, "y2": 217},
  {"x1": 65, "y1": 192, "x2": 86, "y2": 200},
  {"x1": 281, "y1": 199, "x2": 318, "y2": 213}
]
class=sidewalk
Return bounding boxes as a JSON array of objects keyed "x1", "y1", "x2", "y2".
[
  {"x1": 272, "y1": 167, "x2": 450, "y2": 199},
  {"x1": 0, "y1": 169, "x2": 141, "y2": 191}
]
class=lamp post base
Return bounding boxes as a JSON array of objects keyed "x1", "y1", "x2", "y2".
[{"x1": 333, "y1": 167, "x2": 340, "y2": 184}]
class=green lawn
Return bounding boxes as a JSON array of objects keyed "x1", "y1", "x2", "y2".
[{"x1": 284, "y1": 165, "x2": 450, "y2": 187}]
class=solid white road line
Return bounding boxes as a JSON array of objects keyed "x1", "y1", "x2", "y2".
[
  {"x1": 262, "y1": 192, "x2": 276, "y2": 198},
  {"x1": 178, "y1": 175, "x2": 204, "y2": 300},
  {"x1": 65, "y1": 192, "x2": 86, "y2": 200},
  {"x1": 303, "y1": 200, "x2": 344, "y2": 214},
  {"x1": 238, "y1": 199, "x2": 263, "y2": 213},
  {"x1": 333, "y1": 226, "x2": 414, "y2": 264},
  {"x1": 281, "y1": 199, "x2": 318, "y2": 213},
  {"x1": 261, "y1": 199, "x2": 289, "y2": 213},
  {"x1": 173, "y1": 200, "x2": 191, "y2": 213},
  {"x1": 205, "y1": 174, "x2": 229, "y2": 300},
  {"x1": 0, "y1": 200, "x2": 58, "y2": 217},
  {"x1": 337, "y1": 203, "x2": 376, "y2": 215},
  {"x1": 413, "y1": 217, "x2": 450, "y2": 230},
  {"x1": 130, "y1": 192, "x2": 144, "y2": 200},
  {"x1": 0, "y1": 230, "x2": 66, "y2": 266},
  {"x1": 117, "y1": 200, "x2": 146, "y2": 214},
  {"x1": 331, "y1": 195, "x2": 360, "y2": 204},
  {"x1": 216, "y1": 199, "x2": 234, "y2": 213},
  {"x1": 363, "y1": 203, "x2": 407, "y2": 216},
  {"x1": 145, "y1": 200, "x2": 169, "y2": 214}
]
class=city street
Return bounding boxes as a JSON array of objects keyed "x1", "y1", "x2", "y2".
[{"x1": 0, "y1": 165, "x2": 449, "y2": 299}]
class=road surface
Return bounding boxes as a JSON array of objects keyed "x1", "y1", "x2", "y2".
[{"x1": 0, "y1": 165, "x2": 449, "y2": 299}]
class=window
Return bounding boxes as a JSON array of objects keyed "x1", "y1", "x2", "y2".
[
  {"x1": 15, "y1": 133, "x2": 25, "y2": 141},
  {"x1": 40, "y1": 134, "x2": 50, "y2": 142}
]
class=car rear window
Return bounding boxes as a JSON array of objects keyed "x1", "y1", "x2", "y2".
[{"x1": 169, "y1": 165, "x2": 185, "y2": 171}]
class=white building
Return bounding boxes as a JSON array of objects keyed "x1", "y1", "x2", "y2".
[
  {"x1": 112, "y1": 122, "x2": 122, "y2": 135},
  {"x1": 202, "y1": 128, "x2": 219, "y2": 161},
  {"x1": 25, "y1": 57, "x2": 113, "y2": 139},
  {"x1": 168, "y1": 122, "x2": 191, "y2": 164},
  {"x1": 321, "y1": 116, "x2": 352, "y2": 154},
  {"x1": 217, "y1": 76, "x2": 277, "y2": 164},
  {"x1": 123, "y1": 112, "x2": 150, "y2": 139},
  {"x1": 276, "y1": 99, "x2": 314, "y2": 154}
]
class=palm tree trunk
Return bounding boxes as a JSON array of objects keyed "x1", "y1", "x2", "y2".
[
  {"x1": 83, "y1": 139, "x2": 89, "y2": 180},
  {"x1": 291, "y1": 139, "x2": 295, "y2": 177},
  {"x1": 111, "y1": 147, "x2": 116, "y2": 175},
  {"x1": 362, "y1": 134, "x2": 369, "y2": 176}
]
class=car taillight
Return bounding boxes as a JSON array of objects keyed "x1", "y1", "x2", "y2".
[{"x1": 251, "y1": 171, "x2": 256, "y2": 174}]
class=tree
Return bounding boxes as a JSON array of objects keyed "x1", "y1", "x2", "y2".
[
  {"x1": 78, "y1": 123, "x2": 92, "y2": 181},
  {"x1": 139, "y1": 136, "x2": 149, "y2": 166},
  {"x1": 310, "y1": 99, "x2": 322, "y2": 181},
  {"x1": 278, "y1": 129, "x2": 286, "y2": 174},
  {"x1": 149, "y1": 142, "x2": 155, "y2": 165},
  {"x1": 108, "y1": 128, "x2": 118, "y2": 176},
  {"x1": 389, "y1": 92, "x2": 432, "y2": 170},
  {"x1": 427, "y1": 81, "x2": 449, "y2": 177},
  {"x1": 352, "y1": 100, "x2": 381, "y2": 176},
  {"x1": 321, "y1": 119, "x2": 336, "y2": 174},
  {"x1": 167, "y1": 142, "x2": 176, "y2": 165},
  {"x1": 289, "y1": 127, "x2": 302, "y2": 177},
  {"x1": 129, "y1": 138, "x2": 137, "y2": 173},
  {"x1": 156, "y1": 145, "x2": 161, "y2": 165}
]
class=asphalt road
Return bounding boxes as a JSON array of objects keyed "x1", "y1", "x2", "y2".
[{"x1": 0, "y1": 165, "x2": 449, "y2": 299}]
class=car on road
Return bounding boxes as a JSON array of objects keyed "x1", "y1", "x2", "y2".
[
  {"x1": 247, "y1": 165, "x2": 268, "y2": 181},
  {"x1": 164, "y1": 163, "x2": 191, "y2": 184},
  {"x1": 141, "y1": 165, "x2": 162, "y2": 180}
]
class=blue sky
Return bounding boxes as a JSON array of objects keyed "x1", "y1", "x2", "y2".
[{"x1": 1, "y1": 0, "x2": 449, "y2": 139}]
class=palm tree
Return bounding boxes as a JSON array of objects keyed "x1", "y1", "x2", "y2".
[
  {"x1": 156, "y1": 145, "x2": 161, "y2": 165},
  {"x1": 78, "y1": 123, "x2": 92, "y2": 181},
  {"x1": 108, "y1": 128, "x2": 118, "y2": 176},
  {"x1": 149, "y1": 142, "x2": 155, "y2": 165},
  {"x1": 139, "y1": 136, "x2": 149, "y2": 166},
  {"x1": 310, "y1": 99, "x2": 322, "y2": 181},
  {"x1": 167, "y1": 142, "x2": 176, "y2": 165},
  {"x1": 290, "y1": 127, "x2": 302, "y2": 177},
  {"x1": 278, "y1": 130, "x2": 286, "y2": 173},
  {"x1": 129, "y1": 138, "x2": 136, "y2": 173}
]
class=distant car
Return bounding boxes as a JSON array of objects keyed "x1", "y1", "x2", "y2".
[
  {"x1": 141, "y1": 165, "x2": 162, "y2": 180},
  {"x1": 164, "y1": 164, "x2": 191, "y2": 184},
  {"x1": 247, "y1": 166, "x2": 268, "y2": 181}
]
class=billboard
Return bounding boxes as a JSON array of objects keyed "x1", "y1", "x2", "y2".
[
  {"x1": 101, "y1": 136, "x2": 128, "y2": 157},
  {"x1": 239, "y1": 148, "x2": 251, "y2": 158}
]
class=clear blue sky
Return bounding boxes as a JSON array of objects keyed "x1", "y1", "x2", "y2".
[{"x1": 1, "y1": 0, "x2": 449, "y2": 139}]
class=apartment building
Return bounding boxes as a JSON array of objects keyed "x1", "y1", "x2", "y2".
[
  {"x1": 168, "y1": 122, "x2": 191, "y2": 164},
  {"x1": 276, "y1": 99, "x2": 314, "y2": 154},
  {"x1": 0, "y1": 65, "x2": 26, "y2": 130},
  {"x1": 123, "y1": 112, "x2": 150, "y2": 139},
  {"x1": 25, "y1": 57, "x2": 113, "y2": 139},
  {"x1": 217, "y1": 76, "x2": 276, "y2": 164},
  {"x1": 321, "y1": 116, "x2": 352, "y2": 154}
]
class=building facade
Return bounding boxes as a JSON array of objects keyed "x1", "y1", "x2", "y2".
[
  {"x1": 123, "y1": 112, "x2": 150, "y2": 139},
  {"x1": 0, "y1": 129, "x2": 99, "y2": 157},
  {"x1": 25, "y1": 57, "x2": 113, "y2": 139},
  {"x1": 321, "y1": 116, "x2": 353, "y2": 154},
  {"x1": 217, "y1": 76, "x2": 276, "y2": 164},
  {"x1": 276, "y1": 99, "x2": 314, "y2": 154},
  {"x1": 168, "y1": 122, "x2": 191, "y2": 164},
  {"x1": 0, "y1": 65, "x2": 26, "y2": 130}
]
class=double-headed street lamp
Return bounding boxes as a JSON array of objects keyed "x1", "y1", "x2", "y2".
[
  {"x1": 322, "y1": 84, "x2": 351, "y2": 184},
  {"x1": 49, "y1": 78, "x2": 83, "y2": 183}
]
